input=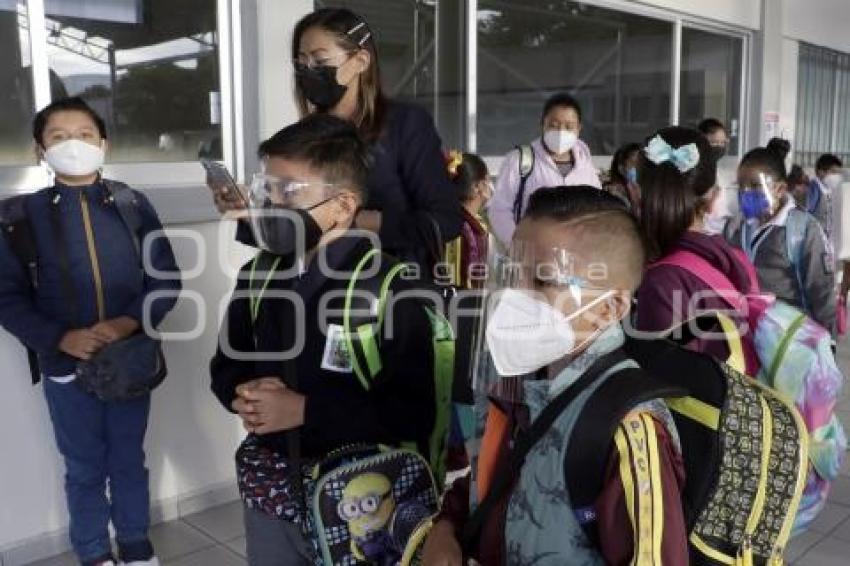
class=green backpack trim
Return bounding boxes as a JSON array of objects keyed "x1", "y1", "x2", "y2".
[
  {"x1": 249, "y1": 252, "x2": 283, "y2": 324},
  {"x1": 765, "y1": 311, "x2": 808, "y2": 384},
  {"x1": 423, "y1": 306, "x2": 456, "y2": 485},
  {"x1": 247, "y1": 248, "x2": 456, "y2": 484}
]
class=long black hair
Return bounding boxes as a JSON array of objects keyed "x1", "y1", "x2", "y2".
[
  {"x1": 638, "y1": 126, "x2": 718, "y2": 259},
  {"x1": 739, "y1": 137, "x2": 791, "y2": 182},
  {"x1": 292, "y1": 8, "x2": 387, "y2": 142}
]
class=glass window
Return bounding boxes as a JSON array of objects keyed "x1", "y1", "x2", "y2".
[
  {"x1": 680, "y1": 27, "x2": 743, "y2": 156},
  {"x1": 0, "y1": 2, "x2": 34, "y2": 166},
  {"x1": 795, "y1": 43, "x2": 850, "y2": 168},
  {"x1": 477, "y1": 1, "x2": 673, "y2": 156},
  {"x1": 313, "y1": 0, "x2": 466, "y2": 148},
  {"x1": 44, "y1": 0, "x2": 222, "y2": 162}
]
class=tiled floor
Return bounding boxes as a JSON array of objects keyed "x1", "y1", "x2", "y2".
[
  {"x1": 26, "y1": 340, "x2": 850, "y2": 566},
  {"x1": 28, "y1": 502, "x2": 248, "y2": 566}
]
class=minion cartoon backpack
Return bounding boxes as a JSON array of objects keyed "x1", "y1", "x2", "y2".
[{"x1": 307, "y1": 445, "x2": 439, "y2": 565}]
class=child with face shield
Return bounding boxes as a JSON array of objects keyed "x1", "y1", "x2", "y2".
[
  {"x1": 723, "y1": 142, "x2": 837, "y2": 332},
  {"x1": 210, "y1": 115, "x2": 449, "y2": 565},
  {"x1": 422, "y1": 187, "x2": 688, "y2": 565}
]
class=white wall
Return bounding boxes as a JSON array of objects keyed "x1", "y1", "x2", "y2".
[
  {"x1": 784, "y1": 0, "x2": 850, "y2": 53},
  {"x1": 256, "y1": 0, "x2": 311, "y2": 139},
  {"x1": 779, "y1": 38, "x2": 801, "y2": 149}
]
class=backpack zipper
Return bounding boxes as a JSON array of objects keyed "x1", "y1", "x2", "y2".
[{"x1": 79, "y1": 190, "x2": 106, "y2": 321}]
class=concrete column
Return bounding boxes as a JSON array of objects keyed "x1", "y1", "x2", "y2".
[
  {"x1": 751, "y1": 0, "x2": 786, "y2": 147},
  {"x1": 435, "y1": 0, "x2": 466, "y2": 149}
]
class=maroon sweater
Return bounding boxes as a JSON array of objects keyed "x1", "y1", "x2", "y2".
[{"x1": 635, "y1": 231, "x2": 757, "y2": 361}]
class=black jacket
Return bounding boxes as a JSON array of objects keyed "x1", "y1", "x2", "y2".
[
  {"x1": 210, "y1": 235, "x2": 437, "y2": 460},
  {"x1": 238, "y1": 100, "x2": 462, "y2": 272}
]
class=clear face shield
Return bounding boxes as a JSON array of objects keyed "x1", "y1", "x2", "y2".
[
  {"x1": 471, "y1": 240, "x2": 618, "y2": 407},
  {"x1": 246, "y1": 173, "x2": 335, "y2": 256},
  {"x1": 736, "y1": 173, "x2": 778, "y2": 222}
]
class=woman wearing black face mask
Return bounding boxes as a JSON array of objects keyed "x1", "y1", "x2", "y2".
[{"x1": 216, "y1": 8, "x2": 462, "y2": 275}]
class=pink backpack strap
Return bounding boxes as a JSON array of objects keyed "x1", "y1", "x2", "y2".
[
  {"x1": 731, "y1": 248, "x2": 760, "y2": 293},
  {"x1": 650, "y1": 250, "x2": 762, "y2": 376},
  {"x1": 651, "y1": 250, "x2": 745, "y2": 309}
]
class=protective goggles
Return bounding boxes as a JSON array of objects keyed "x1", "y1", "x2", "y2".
[{"x1": 248, "y1": 173, "x2": 336, "y2": 208}]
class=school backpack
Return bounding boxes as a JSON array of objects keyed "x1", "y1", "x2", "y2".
[
  {"x1": 512, "y1": 144, "x2": 535, "y2": 224},
  {"x1": 653, "y1": 250, "x2": 847, "y2": 534},
  {"x1": 0, "y1": 180, "x2": 146, "y2": 384},
  {"x1": 247, "y1": 248, "x2": 456, "y2": 486},
  {"x1": 566, "y1": 333, "x2": 810, "y2": 566}
]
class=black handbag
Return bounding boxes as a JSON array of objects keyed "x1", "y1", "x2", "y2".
[{"x1": 76, "y1": 333, "x2": 166, "y2": 401}]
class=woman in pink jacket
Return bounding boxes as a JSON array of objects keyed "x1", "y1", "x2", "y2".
[{"x1": 488, "y1": 93, "x2": 601, "y2": 246}]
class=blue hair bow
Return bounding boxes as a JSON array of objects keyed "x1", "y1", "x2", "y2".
[{"x1": 644, "y1": 135, "x2": 700, "y2": 173}]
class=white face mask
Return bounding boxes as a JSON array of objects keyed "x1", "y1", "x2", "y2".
[
  {"x1": 480, "y1": 181, "x2": 494, "y2": 204},
  {"x1": 44, "y1": 139, "x2": 105, "y2": 177},
  {"x1": 702, "y1": 191, "x2": 727, "y2": 236},
  {"x1": 824, "y1": 172, "x2": 843, "y2": 192},
  {"x1": 702, "y1": 209, "x2": 727, "y2": 236},
  {"x1": 543, "y1": 129, "x2": 578, "y2": 156},
  {"x1": 485, "y1": 288, "x2": 613, "y2": 377}
]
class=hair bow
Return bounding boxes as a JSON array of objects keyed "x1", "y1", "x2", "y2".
[
  {"x1": 446, "y1": 149, "x2": 463, "y2": 178},
  {"x1": 644, "y1": 135, "x2": 700, "y2": 173}
]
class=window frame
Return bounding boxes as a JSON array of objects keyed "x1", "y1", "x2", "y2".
[
  {"x1": 469, "y1": 0, "x2": 752, "y2": 166},
  {"x1": 0, "y1": 0, "x2": 243, "y2": 223},
  {"x1": 795, "y1": 42, "x2": 850, "y2": 169}
]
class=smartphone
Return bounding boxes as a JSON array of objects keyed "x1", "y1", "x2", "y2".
[{"x1": 200, "y1": 159, "x2": 249, "y2": 207}]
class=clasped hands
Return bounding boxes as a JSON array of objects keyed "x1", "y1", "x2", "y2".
[
  {"x1": 231, "y1": 377, "x2": 306, "y2": 435},
  {"x1": 58, "y1": 316, "x2": 139, "y2": 360}
]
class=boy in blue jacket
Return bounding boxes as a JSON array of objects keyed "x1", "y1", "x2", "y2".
[{"x1": 0, "y1": 97, "x2": 181, "y2": 566}]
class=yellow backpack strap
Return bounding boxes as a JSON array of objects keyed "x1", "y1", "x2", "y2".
[
  {"x1": 715, "y1": 312, "x2": 746, "y2": 374},
  {"x1": 614, "y1": 411, "x2": 666, "y2": 566},
  {"x1": 443, "y1": 237, "x2": 463, "y2": 287}
]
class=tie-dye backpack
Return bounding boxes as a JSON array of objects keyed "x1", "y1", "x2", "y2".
[
  {"x1": 655, "y1": 250, "x2": 847, "y2": 534},
  {"x1": 752, "y1": 301, "x2": 847, "y2": 533}
]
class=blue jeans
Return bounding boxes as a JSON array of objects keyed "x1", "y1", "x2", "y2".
[{"x1": 44, "y1": 378, "x2": 152, "y2": 562}]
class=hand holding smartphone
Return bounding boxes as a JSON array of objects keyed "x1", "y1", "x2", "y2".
[{"x1": 201, "y1": 159, "x2": 249, "y2": 214}]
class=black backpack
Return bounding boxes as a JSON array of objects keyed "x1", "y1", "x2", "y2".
[
  {"x1": 512, "y1": 144, "x2": 535, "y2": 224},
  {"x1": 0, "y1": 180, "x2": 145, "y2": 384},
  {"x1": 566, "y1": 337, "x2": 809, "y2": 565}
]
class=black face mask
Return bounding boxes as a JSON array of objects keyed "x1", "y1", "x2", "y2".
[
  {"x1": 295, "y1": 64, "x2": 348, "y2": 111},
  {"x1": 710, "y1": 145, "x2": 728, "y2": 162},
  {"x1": 254, "y1": 199, "x2": 334, "y2": 257}
]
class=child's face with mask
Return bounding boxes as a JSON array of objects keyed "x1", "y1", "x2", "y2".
[
  {"x1": 737, "y1": 164, "x2": 787, "y2": 223},
  {"x1": 38, "y1": 110, "x2": 107, "y2": 183}
]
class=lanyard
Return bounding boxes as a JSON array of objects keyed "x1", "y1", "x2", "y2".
[{"x1": 741, "y1": 220, "x2": 775, "y2": 262}]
